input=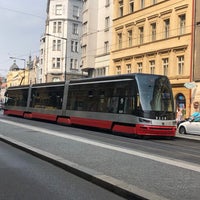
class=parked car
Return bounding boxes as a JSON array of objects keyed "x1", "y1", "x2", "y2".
[{"x1": 178, "y1": 117, "x2": 200, "y2": 135}]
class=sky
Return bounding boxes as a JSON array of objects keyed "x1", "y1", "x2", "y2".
[{"x1": 0, "y1": 0, "x2": 47, "y2": 76}]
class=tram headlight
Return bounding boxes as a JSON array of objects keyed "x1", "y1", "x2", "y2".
[
  {"x1": 139, "y1": 118, "x2": 152, "y2": 124},
  {"x1": 173, "y1": 120, "x2": 177, "y2": 125}
]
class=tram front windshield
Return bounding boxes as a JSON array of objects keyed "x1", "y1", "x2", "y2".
[{"x1": 136, "y1": 75, "x2": 174, "y2": 112}]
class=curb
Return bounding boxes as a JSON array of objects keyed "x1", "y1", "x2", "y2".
[{"x1": 175, "y1": 134, "x2": 200, "y2": 141}]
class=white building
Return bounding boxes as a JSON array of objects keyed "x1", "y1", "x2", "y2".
[
  {"x1": 81, "y1": 0, "x2": 113, "y2": 77},
  {"x1": 94, "y1": 0, "x2": 113, "y2": 77},
  {"x1": 81, "y1": 0, "x2": 98, "y2": 77},
  {"x1": 39, "y1": 0, "x2": 84, "y2": 83}
]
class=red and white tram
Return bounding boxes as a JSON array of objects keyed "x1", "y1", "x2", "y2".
[{"x1": 4, "y1": 73, "x2": 176, "y2": 137}]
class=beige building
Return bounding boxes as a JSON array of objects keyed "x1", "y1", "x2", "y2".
[
  {"x1": 110, "y1": 0, "x2": 197, "y2": 117},
  {"x1": 191, "y1": 0, "x2": 200, "y2": 113},
  {"x1": 6, "y1": 56, "x2": 40, "y2": 87},
  {"x1": 7, "y1": 60, "x2": 29, "y2": 87}
]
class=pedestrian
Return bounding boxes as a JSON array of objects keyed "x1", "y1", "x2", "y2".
[{"x1": 176, "y1": 108, "x2": 182, "y2": 127}]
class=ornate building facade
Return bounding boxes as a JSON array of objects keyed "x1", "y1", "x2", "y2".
[{"x1": 110, "y1": 0, "x2": 199, "y2": 116}]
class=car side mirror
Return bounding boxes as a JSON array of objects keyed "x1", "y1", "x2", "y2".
[{"x1": 188, "y1": 118, "x2": 193, "y2": 122}]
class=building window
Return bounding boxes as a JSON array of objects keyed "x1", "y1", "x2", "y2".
[
  {"x1": 70, "y1": 59, "x2": 78, "y2": 70},
  {"x1": 74, "y1": 59, "x2": 78, "y2": 69},
  {"x1": 53, "y1": 40, "x2": 56, "y2": 51},
  {"x1": 53, "y1": 21, "x2": 62, "y2": 33},
  {"x1": 149, "y1": 60, "x2": 155, "y2": 74},
  {"x1": 52, "y1": 58, "x2": 61, "y2": 69},
  {"x1": 162, "y1": 58, "x2": 169, "y2": 76},
  {"x1": 105, "y1": 17, "x2": 110, "y2": 30},
  {"x1": 96, "y1": 67, "x2": 106, "y2": 77},
  {"x1": 104, "y1": 41, "x2": 109, "y2": 54},
  {"x1": 53, "y1": 22, "x2": 57, "y2": 33},
  {"x1": 141, "y1": 0, "x2": 145, "y2": 9},
  {"x1": 179, "y1": 14, "x2": 186, "y2": 35},
  {"x1": 129, "y1": 0, "x2": 134, "y2": 13},
  {"x1": 105, "y1": 0, "x2": 110, "y2": 6},
  {"x1": 52, "y1": 40, "x2": 61, "y2": 51},
  {"x1": 71, "y1": 41, "x2": 74, "y2": 52},
  {"x1": 126, "y1": 64, "x2": 131, "y2": 73},
  {"x1": 57, "y1": 58, "x2": 61, "y2": 68},
  {"x1": 83, "y1": 22, "x2": 87, "y2": 34},
  {"x1": 70, "y1": 59, "x2": 73, "y2": 69},
  {"x1": 139, "y1": 26, "x2": 144, "y2": 44},
  {"x1": 119, "y1": 0, "x2": 123, "y2": 17},
  {"x1": 73, "y1": 6, "x2": 79, "y2": 18},
  {"x1": 127, "y1": 30, "x2": 132, "y2": 47},
  {"x1": 57, "y1": 40, "x2": 61, "y2": 51},
  {"x1": 72, "y1": 23, "x2": 78, "y2": 35},
  {"x1": 177, "y1": 56, "x2": 184, "y2": 75},
  {"x1": 116, "y1": 65, "x2": 121, "y2": 74},
  {"x1": 83, "y1": 0, "x2": 88, "y2": 9},
  {"x1": 137, "y1": 62, "x2": 143, "y2": 73},
  {"x1": 58, "y1": 22, "x2": 62, "y2": 33},
  {"x1": 71, "y1": 41, "x2": 79, "y2": 52},
  {"x1": 164, "y1": 19, "x2": 170, "y2": 38},
  {"x1": 152, "y1": 0, "x2": 157, "y2": 4},
  {"x1": 55, "y1": 5, "x2": 62, "y2": 15},
  {"x1": 117, "y1": 32, "x2": 122, "y2": 49},
  {"x1": 75, "y1": 42, "x2": 78, "y2": 52},
  {"x1": 151, "y1": 23, "x2": 156, "y2": 41},
  {"x1": 82, "y1": 45, "x2": 87, "y2": 56}
]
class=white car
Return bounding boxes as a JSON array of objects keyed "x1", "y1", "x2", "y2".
[{"x1": 178, "y1": 119, "x2": 200, "y2": 135}]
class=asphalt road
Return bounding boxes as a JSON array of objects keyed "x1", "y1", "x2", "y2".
[
  {"x1": 0, "y1": 113, "x2": 200, "y2": 200},
  {"x1": 0, "y1": 141, "x2": 125, "y2": 200}
]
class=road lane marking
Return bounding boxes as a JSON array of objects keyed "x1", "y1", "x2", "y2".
[
  {"x1": 0, "y1": 134, "x2": 170, "y2": 200},
  {"x1": 0, "y1": 118, "x2": 200, "y2": 173}
]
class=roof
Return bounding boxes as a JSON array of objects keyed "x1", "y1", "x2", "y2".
[{"x1": 9, "y1": 61, "x2": 19, "y2": 71}]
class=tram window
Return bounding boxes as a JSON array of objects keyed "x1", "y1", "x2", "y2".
[
  {"x1": 31, "y1": 86, "x2": 63, "y2": 109},
  {"x1": 6, "y1": 89, "x2": 28, "y2": 106},
  {"x1": 107, "y1": 97, "x2": 118, "y2": 113},
  {"x1": 118, "y1": 98, "x2": 125, "y2": 113},
  {"x1": 124, "y1": 97, "x2": 135, "y2": 114},
  {"x1": 67, "y1": 80, "x2": 137, "y2": 114}
]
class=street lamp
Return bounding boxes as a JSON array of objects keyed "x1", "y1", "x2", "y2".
[{"x1": 45, "y1": 33, "x2": 67, "y2": 81}]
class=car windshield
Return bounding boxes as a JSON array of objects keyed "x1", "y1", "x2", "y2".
[{"x1": 136, "y1": 75, "x2": 174, "y2": 112}]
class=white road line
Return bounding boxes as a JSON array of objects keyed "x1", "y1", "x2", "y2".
[{"x1": 1, "y1": 118, "x2": 200, "y2": 173}]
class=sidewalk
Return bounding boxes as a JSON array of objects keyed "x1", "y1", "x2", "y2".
[{"x1": 175, "y1": 132, "x2": 200, "y2": 141}]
